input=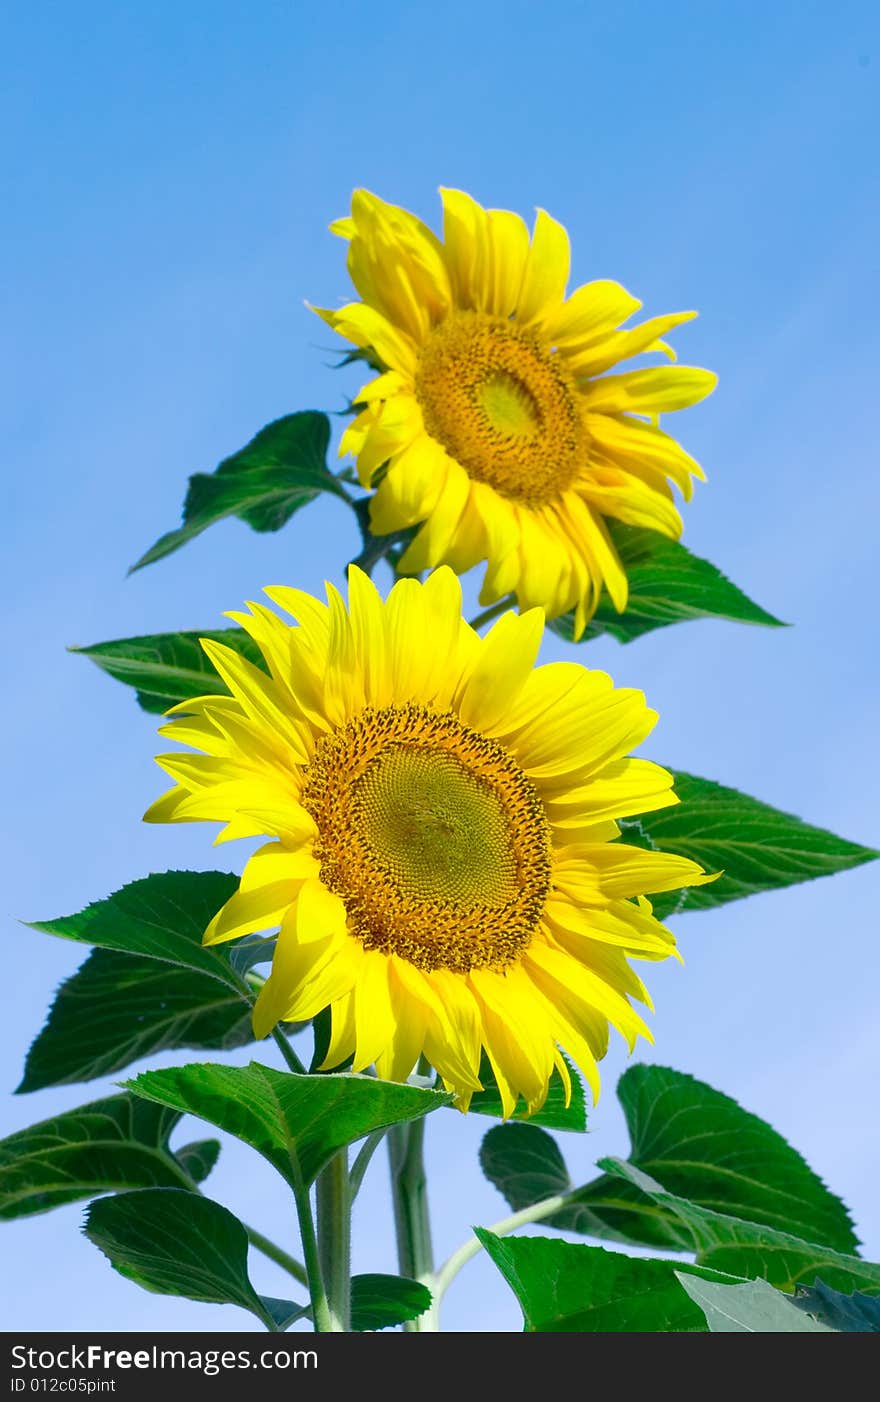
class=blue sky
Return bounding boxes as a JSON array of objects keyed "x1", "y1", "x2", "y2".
[{"x1": 2, "y1": 0, "x2": 878, "y2": 1331}]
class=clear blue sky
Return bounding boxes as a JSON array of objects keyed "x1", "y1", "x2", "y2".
[{"x1": 3, "y1": 0, "x2": 878, "y2": 1331}]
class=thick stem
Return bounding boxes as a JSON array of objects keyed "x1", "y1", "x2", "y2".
[
  {"x1": 387, "y1": 1119, "x2": 435, "y2": 1332},
  {"x1": 468, "y1": 596, "x2": 516, "y2": 631},
  {"x1": 292, "y1": 1174, "x2": 336, "y2": 1334},
  {"x1": 316, "y1": 1150, "x2": 351, "y2": 1332}
]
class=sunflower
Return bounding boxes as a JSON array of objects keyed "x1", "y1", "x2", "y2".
[
  {"x1": 146, "y1": 567, "x2": 711, "y2": 1114},
  {"x1": 314, "y1": 189, "x2": 716, "y2": 636}
]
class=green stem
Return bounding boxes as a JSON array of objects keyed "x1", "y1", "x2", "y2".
[
  {"x1": 292, "y1": 1174, "x2": 335, "y2": 1334},
  {"x1": 468, "y1": 596, "x2": 516, "y2": 631},
  {"x1": 387, "y1": 1118, "x2": 434, "y2": 1332},
  {"x1": 244, "y1": 1223, "x2": 309, "y2": 1289},
  {"x1": 349, "y1": 1129, "x2": 386, "y2": 1201},
  {"x1": 316, "y1": 1150, "x2": 351, "y2": 1331},
  {"x1": 271, "y1": 1025, "x2": 308, "y2": 1075},
  {"x1": 424, "y1": 1191, "x2": 572, "y2": 1330},
  {"x1": 349, "y1": 530, "x2": 413, "y2": 578},
  {"x1": 226, "y1": 964, "x2": 308, "y2": 1077}
]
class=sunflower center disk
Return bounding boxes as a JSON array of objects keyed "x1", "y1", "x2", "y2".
[
  {"x1": 414, "y1": 311, "x2": 586, "y2": 506},
  {"x1": 301, "y1": 704, "x2": 552, "y2": 973}
]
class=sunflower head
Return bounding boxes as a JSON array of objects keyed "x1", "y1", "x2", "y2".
[
  {"x1": 315, "y1": 189, "x2": 717, "y2": 637},
  {"x1": 146, "y1": 567, "x2": 712, "y2": 1116}
]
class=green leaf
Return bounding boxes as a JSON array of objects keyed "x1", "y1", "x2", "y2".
[
  {"x1": 468, "y1": 1054, "x2": 587, "y2": 1131},
  {"x1": 621, "y1": 772, "x2": 877, "y2": 918},
  {"x1": 794, "y1": 1281, "x2": 880, "y2": 1332},
  {"x1": 17, "y1": 948, "x2": 255, "y2": 1093},
  {"x1": 131, "y1": 411, "x2": 348, "y2": 571},
  {"x1": 259, "y1": 1297, "x2": 311, "y2": 1330},
  {"x1": 72, "y1": 628, "x2": 267, "y2": 715},
  {"x1": 603, "y1": 1160, "x2": 880, "y2": 1296},
  {"x1": 547, "y1": 523, "x2": 784, "y2": 645},
  {"x1": 84, "y1": 1188, "x2": 302, "y2": 1329},
  {"x1": 167, "y1": 1139, "x2": 221, "y2": 1184},
  {"x1": 479, "y1": 1123, "x2": 571, "y2": 1215},
  {"x1": 349, "y1": 1274, "x2": 432, "y2": 1331},
  {"x1": 674, "y1": 1273, "x2": 832, "y2": 1332},
  {"x1": 484, "y1": 1065, "x2": 858, "y2": 1255},
  {"x1": 577, "y1": 1064, "x2": 858, "y2": 1252},
  {"x1": 476, "y1": 1231, "x2": 726, "y2": 1332},
  {"x1": 126, "y1": 1061, "x2": 452, "y2": 1189},
  {"x1": 28, "y1": 871, "x2": 243, "y2": 991},
  {"x1": 0, "y1": 1094, "x2": 201, "y2": 1220}
]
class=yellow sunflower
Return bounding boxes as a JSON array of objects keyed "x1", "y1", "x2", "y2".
[
  {"x1": 314, "y1": 189, "x2": 717, "y2": 636},
  {"x1": 146, "y1": 567, "x2": 711, "y2": 1114}
]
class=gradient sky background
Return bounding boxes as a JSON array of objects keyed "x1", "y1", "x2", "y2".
[{"x1": 3, "y1": 0, "x2": 878, "y2": 1332}]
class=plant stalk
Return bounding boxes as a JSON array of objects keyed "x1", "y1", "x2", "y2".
[
  {"x1": 387, "y1": 1118, "x2": 435, "y2": 1331},
  {"x1": 244, "y1": 1223, "x2": 309, "y2": 1288},
  {"x1": 349, "y1": 1129, "x2": 387, "y2": 1201},
  {"x1": 315, "y1": 1149, "x2": 351, "y2": 1331},
  {"x1": 468, "y1": 596, "x2": 516, "y2": 631},
  {"x1": 291, "y1": 1172, "x2": 336, "y2": 1334},
  {"x1": 424, "y1": 1191, "x2": 572, "y2": 1329},
  {"x1": 270, "y1": 1025, "x2": 308, "y2": 1075}
]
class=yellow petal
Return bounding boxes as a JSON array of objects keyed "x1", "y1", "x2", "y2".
[
  {"x1": 525, "y1": 941, "x2": 650, "y2": 1052},
  {"x1": 517, "y1": 208, "x2": 571, "y2": 325},
  {"x1": 565, "y1": 841, "x2": 716, "y2": 898},
  {"x1": 546, "y1": 279, "x2": 642, "y2": 345},
  {"x1": 578, "y1": 475, "x2": 684, "y2": 539},
  {"x1": 546, "y1": 757, "x2": 677, "y2": 826},
  {"x1": 456, "y1": 607, "x2": 545, "y2": 731},
  {"x1": 346, "y1": 565, "x2": 392, "y2": 708},
  {"x1": 583, "y1": 365, "x2": 718, "y2": 415},
  {"x1": 295, "y1": 876, "x2": 349, "y2": 945},
  {"x1": 486, "y1": 207, "x2": 531, "y2": 317},
  {"x1": 369, "y1": 432, "x2": 448, "y2": 532},
  {"x1": 239, "y1": 839, "x2": 319, "y2": 891},
  {"x1": 565, "y1": 311, "x2": 697, "y2": 378},
  {"x1": 320, "y1": 990, "x2": 357, "y2": 1071},
  {"x1": 559, "y1": 492, "x2": 628, "y2": 615},
  {"x1": 375, "y1": 964, "x2": 428, "y2": 1083},
  {"x1": 440, "y1": 186, "x2": 488, "y2": 310},
  {"x1": 396, "y1": 458, "x2": 471, "y2": 572},
  {"x1": 203, "y1": 881, "x2": 293, "y2": 946},
  {"x1": 314, "y1": 301, "x2": 419, "y2": 377},
  {"x1": 353, "y1": 951, "x2": 397, "y2": 1072},
  {"x1": 252, "y1": 930, "x2": 356, "y2": 1037},
  {"x1": 585, "y1": 410, "x2": 706, "y2": 498},
  {"x1": 356, "y1": 393, "x2": 424, "y2": 482}
]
